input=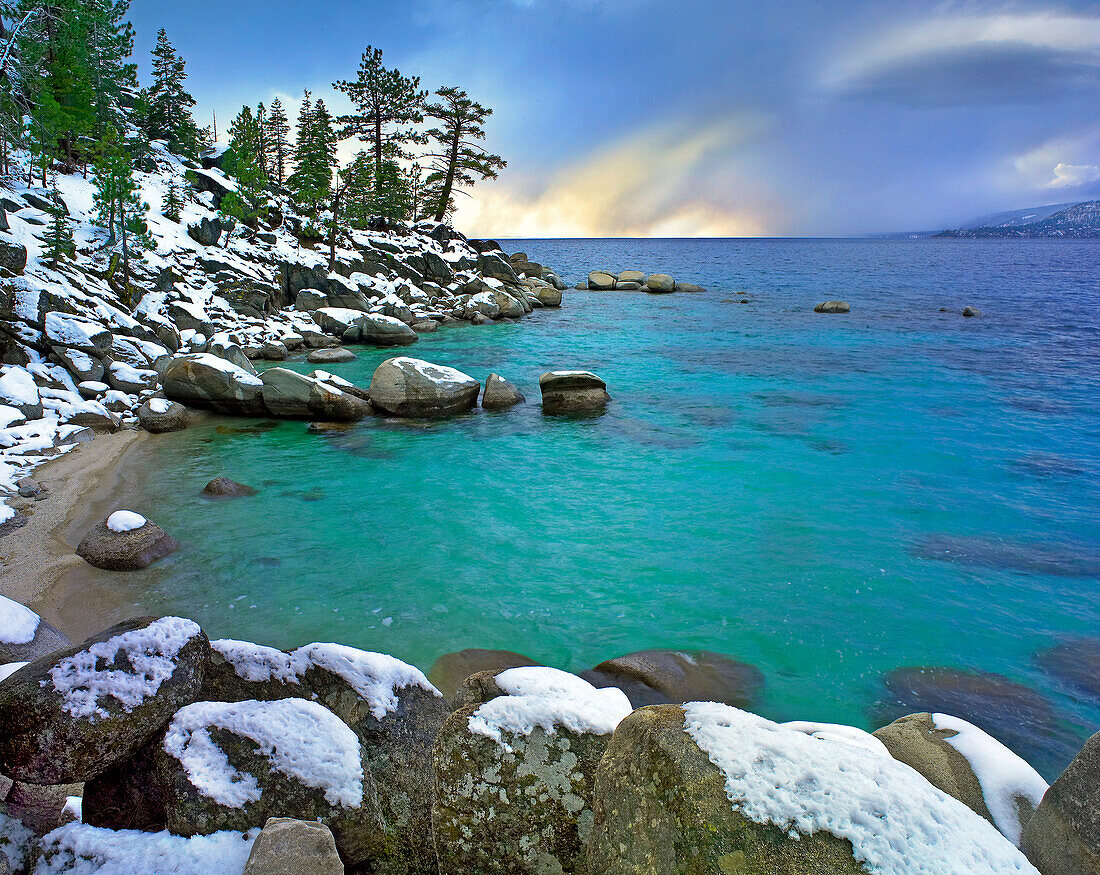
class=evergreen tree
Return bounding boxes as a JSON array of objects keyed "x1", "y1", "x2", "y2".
[
  {"x1": 84, "y1": 0, "x2": 139, "y2": 139},
  {"x1": 162, "y1": 176, "x2": 184, "y2": 222},
  {"x1": 266, "y1": 96, "x2": 290, "y2": 186},
  {"x1": 145, "y1": 28, "x2": 200, "y2": 157},
  {"x1": 220, "y1": 104, "x2": 268, "y2": 225},
  {"x1": 423, "y1": 86, "x2": 505, "y2": 223},
  {"x1": 340, "y1": 150, "x2": 375, "y2": 229},
  {"x1": 42, "y1": 181, "x2": 75, "y2": 268},
  {"x1": 255, "y1": 101, "x2": 269, "y2": 175},
  {"x1": 333, "y1": 46, "x2": 425, "y2": 210},
  {"x1": 287, "y1": 92, "x2": 336, "y2": 216},
  {"x1": 92, "y1": 126, "x2": 149, "y2": 289}
]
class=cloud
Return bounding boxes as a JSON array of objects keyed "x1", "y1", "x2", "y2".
[
  {"x1": 825, "y1": 12, "x2": 1100, "y2": 104},
  {"x1": 452, "y1": 115, "x2": 783, "y2": 237},
  {"x1": 1009, "y1": 128, "x2": 1100, "y2": 190}
]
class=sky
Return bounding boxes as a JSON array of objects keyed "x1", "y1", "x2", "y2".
[{"x1": 127, "y1": 0, "x2": 1100, "y2": 237}]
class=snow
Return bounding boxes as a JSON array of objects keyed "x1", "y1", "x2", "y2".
[
  {"x1": 162, "y1": 698, "x2": 364, "y2": 808},
  {"x1": 781, "y1": 721, "x2": 890, "y2": 756},
  {"x1": 50, "y1": 617, "x2": 203, "y2": 720},
  {"x1": 78, "y1": 381, "x2": 109, "y2": 394},
  {"x1": 0, "y1": 661, "x2": 28, "y2": 682},
  {"x1": 467, "y1": 667, "x2": 632, "y2": 750},
  {"x1": 44, "y1": 313, "x2": 107, "y2": 349},
  {"x1": 62, "y1": 796, "x2": 82, "y2": 823},
  {"x1": 933, "y1": 713, "x2": 1049, "y2": 847},
  {"x1": 210, "y1": 639, "x2": 303, "y2": 684},
  {"x1": 182, "y1": 353, "x2": 263, "y2": 387},
  {"x1": 1, "y1": 809, "x2": 34, "y2": 872},
  {"x1": 34, "y1": 823, "x2": 259, "y2": 875},
  {"x1": 0, "y1": 594, "x2": 40, "y2": 644},
  {"x1": 106, "y1": 510, "x2": 146, "y2": 533},
  {"x1": 0, "y1": 367, "x2": 39, "y2": 406},
  {"x1": 388, "y1": 357, "x2": 478, "y2": 389},
  {"x1": 682, "y1": 702, "x2": 1039, "y2": 875},
  {"x1": 0, "y1": 405, "x2": 25, "y2": 429},
  {"x1": 547, "y1": 370, "x2": 600, "y2": 379},
  {"x1": 147, "y1": 398, "x2": 171, "y2": 414}
]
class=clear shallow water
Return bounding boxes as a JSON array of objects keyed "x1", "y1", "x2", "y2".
[{"x1": 125, "y1": 239, "x2": 1100, "y2": 776}]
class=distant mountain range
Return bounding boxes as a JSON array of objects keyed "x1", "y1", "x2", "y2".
[{"x1": 937, "y1": 200, "x2": 1100, "y2": 238}]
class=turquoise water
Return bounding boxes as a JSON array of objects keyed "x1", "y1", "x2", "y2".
[{"x1": 127, "y1": 239, "x2": 1100, "y2": 776}]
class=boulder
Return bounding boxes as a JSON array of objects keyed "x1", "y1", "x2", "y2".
[
  {"x1": 0, "y1": 239, "x2": 27, "y2": 275},
  {"x1": 295, "y1": 289, "x2": 329, "y2": 312},
  {"x1": 82, "y1": 735, "x2": 169, "y2": 832},
  {"x1": 814, "y1": 300, "x2": 850, "y2": 313},
  {"x1": 617, "y1": 270, "x2": 646, "y2": 284},
  {"x1": 511, "y1": 260, "x2": 543, "y2": 277},
  {"x1": 646, "y1": 274, "x2": 675, "y2": 293},
  {"x1": 0, "y1": 368, "x2": 41, "y2": 420},
  {"x1": 162, "y1": 353, "x2": 266, "y2": 416},
  {"x1": 428, "y1": 649, "x2": 539, "y2": 702},
  {"x1": 963, "y1": 306, "x2": 982, "y2": 318},
  {"x1": 477, "y1": 253, "x2": 520, "y2": 285},
  {"x1": 1022, "y1": 730, "x2": 1100, "y2": 874},
  {"x1": 462, "y1": 291, "x2": 501, "y2": 320},
  {"x1": 368, "y1": 357, "x2": 480, "y2": 418},
  {"x1": 52, "y1": 347, "x2": 104, "y2": 383},
  {"x1": 675, "y1": 282, "x2": 705, "y2": 293},
  {"x1": 411, "y1": 320, "x2": 438, "y2": 333},
  {"x1": 201, "y1": 477, "x2": 256, "y2": 498},
  {"x1": 433, "y1": 667, "x2": 633, "y2": 874},
  {"x1": 615, "y1": 281, "x2": 642, "y2": 291},
  {"x1": 186, "y1": 217, "x2": 226, "y2": 247},
  {"x1": 589, "y1": 702, "x2": 1038, "y2": 874},
  {"x1": 260, "y1": 368, "x2": 373, "y2": 421},
  {"x1": 258, "y1": 341, "x2": 288, "y2": 361},
  {"x1": 873, "y1": 712, "x2": 1047, "y2": 846},
  {"x1": 312, "y1": 307, "x2": 367, "y2": 337},
  {"x1": 539, "y1": 370, "x2": 611, "y2": 415},
  {"x1": 350, "y1": 313, "x2": 418, "y2": 347},
  {"x1": 535, "y1": 285, "x2": 562, "y2": 307},
  {"x1": 307, "y1": 348, "x2": 357, "y2": 365},
  {"x1": 581, "y1": 649, "x2": 764, "y2": 710},
  {"x1": 243, "y1": 817, "x2": 344, "y2": 875},
  {"x1": 0, "y1": 596, "x2": 69, "y2": 664},
  {"x1": 486, "y1": 285, "x2": 527, "y2": 318},
  {"x1": 0, "y1": 616, "x2": 208, "y2": 784},
  {"x1": 76, "y1": 512, "x2": 179, "y2": 571},
  {"x1": 137, "y1": 397, "x2": 189, "y2": 434},
  {"x1": 481, "y1": 373, "x2": 525, "y2": 411},
  {"x1": 588, "y1": 271, "x2": 616, "y2": 291},
  {"x1": 3, "y1": 779, "x2": 82, "y2": 836}
]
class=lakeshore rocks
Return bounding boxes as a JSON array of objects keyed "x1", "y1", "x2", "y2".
[
  {"x1": 535, "y1": 285, "x2": 562, "y2": 307},
  {"x1": 260, "y1": 368, "x2": 372, "y2": 421},
  {"x1": 201, "y1": 477, "x2": 256, "y2": 498},
  {"x1": 243, "y1": 817, "x2": 344, "y2": 875},
  {"x1": 368, "y1": 357, "x2": 480, "y2": 417},
  {"x1": 137, "y1": 397, "x2": 189, "y2": 433},
  {"x1": 1022, "y1": 729, "x2": 1100, "y2": 874},
  {"x1": 427, "y1": 649, "x2": 540, "y2": 701},
  {"x1": 307, "y1": 347, "x2": 357, "y2": 364},
  {"x1": 814, "y1": 300, "x2": 851, "y2": 313},
  {"x1": 539, "y1": 370, "x2": 611, "y2": 415},
  {"x1": 587, "y1": 271, "x2": 616, "y2": 291},
  {"x1": 162, "y1": 353, "x2": 266, "y2": 417},
  {"x1": 481, "y1": 373, "x2": 525, "y2": 410},
  {"x1": 873, "y1": 712, "x2": 1047, "y2": 845},
  {"x1": 0, "y1": 617, "x2": 209, "y2": 784},
  {"x1": 581, "y1": 649, "x2": 764, "y2": 710},
  {"x1": 76, "y1": 512, "x2": 179, "y2": 571},
  {"x1": 617, "y1": 270, "x2": 645, "y2": 284},
  {"x1": 0, "y1": 596, "x2": 69, "y2": 664},
  {"x1": 345, "y1": 313, "x2": 418, "y2": 347},
  {"x1": 433, "y1": 667, "x2": 632, "y2": 874},
  {"x1": 646, "y1": 273, "x2": 675, "y2": 293}
]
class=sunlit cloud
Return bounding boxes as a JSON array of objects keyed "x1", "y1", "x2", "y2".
[
  {"x1": 1009, "y1": 128, "x2": 1100, "y2": 190},
  {"x1": 453, "y1": 115, "x2": 782, "y2": 237}
]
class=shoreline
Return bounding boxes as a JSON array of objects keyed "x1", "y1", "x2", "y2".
[{"x1": 0, "y1": 428, "x2": 154, "y2": 641}]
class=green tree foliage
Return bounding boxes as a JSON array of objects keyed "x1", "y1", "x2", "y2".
[
  {"x1": 144, "y1": 28, "x2": 200, "y2": 157},
  {"x1": 162, "y1": 176, "x2": 184, "y2": 222},
  {"x1": 333, "y1": 46, "x2": 425, "y2": 212},
  {"x1": 42, "y1": 181, "x2": 75, "y2": 268},
  {"x1": 220, "y1": 104, "x2": 269, "y2": 225},
  {"x1": 92, "y1": 125, "x2": 150, "y2": 288},
  {"x1": 266, "y1": 96, "x2": 290, "y2": 186},
  {"x1": 423, "y1": 86, "x2": 505, "y2": 223},
  {"x1": 287, "y1": 92, "x2": 336, "y2": 216}
]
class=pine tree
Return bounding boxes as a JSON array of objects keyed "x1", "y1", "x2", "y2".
[
  {"x1": 42, "y1": 181, "x2": 75, "y2": 268},
  {"x1": 220, "y1": 105, "x2": 268, "y2": 225},
  {"x1": 162, "y1": 176, "x2": 184, "y2": 222},
  {"x1": 340, "y1": 150, "x2": 375, "y2": 229},
  {"x1": 255, "y1": 101, "x2": 269, "y2": 176},
  {"x1": 145, "y1": 28, "x2": 200, "y2": 157},
  {"x1": 92, "y1": 126, "x2": 149, "y2": 289},
  {"x1": 84, "y1": 0, "x2": 139, "y2": 140},
  {"x1": 266, "y1": 97, "x2": 290, "y2": 186},
  {"x1": 287, "y1": 92, "x2": 336, "y2": 216},
  {"x1": 333, "y1": 46, "x2": 425, "y2": 211},
  {"x1": 423, "y1": 86, "x2": 505, "y2": 223}
]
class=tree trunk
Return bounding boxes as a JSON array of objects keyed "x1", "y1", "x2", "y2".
[
  {"x1": 373, "y1": 113, "x2": 383, "y2": 208},
  {"x1": 435, "y1": 125, "x2": 462, "y2": 223}
]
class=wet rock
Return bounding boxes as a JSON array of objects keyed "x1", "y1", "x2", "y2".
[
  {"x1": 260, "y1": 368, "x2": 373, "y2": 421},
  {"x1": 137, "y1": 397, "x2": 189, "y2": 434},
  {"x1": 0, "y1": 617, "x2": 209, "y2": 783},
  {"x1": 1022, "y1": 729, "x2": 1100, "y2": 874},
  {"x1": 535, "y1": 285, "x2": 562, "y2": 307},
  {"x1": 963, "y1": 306, "x2": 982, "y2": 317},
  {"x1": 481, "y1": 373, "x2": 525, "y2": 411},
  {"x1": 675, "y1": 282, "x2": 705, "y2": 293},
  {"x1": 588, "y1": 271, "x2": 616, "y2": 291},
  {"x1": 427, "y1": 649, "x2": 539, "y2": 702},
  {"x1": 307, "y1": 348, "x2": 357, "y2": 365},
  {"x1": 368, "y1": 357, "x2": 480, "y2": 418},
  {"x1": 1035, "y1": 638, "x2": 1100, "y2": 701},
  {"x1": 646, "y1": 273, "x2": 675, "y2": 293},
  {"x1": 162, "y1": 353, "x2": 267, "y2": 416},
  {"x1": 0, "y1": 596, "x2": 69, "y2": 664},
  {"x1": 201, "y1": 477, "x2": 256, "y2": 498},
  {"x1": 539, "y1": 370, "x2": 611, "y2": 415},
  {"x1": 814, "y1": 300, "x2": 851, "y2": 313},
  {"x1": 76, "y1": 513, "x2": 179, "y2": 571},
  {"x1": 243, "y1": 817, "x2": 344, "y2": 875},
  {"x1": 581, "y1": 649, "x2": 764, "y2": 710}
]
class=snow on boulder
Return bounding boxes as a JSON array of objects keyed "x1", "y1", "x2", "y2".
[
  {"x1": 0, "y1": 617, "x2": 209, "y2": 783},
  {"x1": 347, "y1": 312, "x2": 417, "y2": 347},
  {"x1": 162, "y1": 353, "x2": 266, "y2": 416},
  {"x1": 107, "y1": 360, "x2": 158, "y2": 394},
  {"x1": 588, "y1": 702, "x2": 1040, "y2": 874},
  {"x1": 367, "y1": 356, "x2": 479, "y2": 417},
  {"x1": 0, "y1": 594, "x2": 69, "y2": 664},
  {"x1": 138, "y1": 396, "x2": 190, "y2": 433},
  {"x1": 77, "y1": 513, "x2": 178, "y2": 571},
  {"x1": 0, "y1": 367, "x2": 42, "y2": 419},
  {"x1": 107, "y1": 510, "x2": 147, "y2": 533},
  {"x1": 44, "y1": 312, "x2": 113, "y2": 354},
  {"x1": 259, "y1": 368, "x2": 372, "y2": 421},
  {"x1": 434, "y1": 667, "x2": 632, "y2": 874},
  {"x1": 311, "y1": 307, "x2": 366, "y2": 337}
]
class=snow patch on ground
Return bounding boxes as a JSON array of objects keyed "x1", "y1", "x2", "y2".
[
  {"x1": 106, "y1": 510, "x2": 146, "y2": 533},
  {"x1": 0, "y1": 594, "x2": 40, "y2": 644},
  {"x1": 1, "y1": 809, "x2": 35, "y2": 871}
]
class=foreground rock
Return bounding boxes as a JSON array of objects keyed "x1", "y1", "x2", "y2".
[
  {"x1": 589, "y1": 702, "x2": 1039, "y2": 874},
  {"x1": 243, "y1": 817, "x2": 344, "y2": 875},
  {"x1": 0, "y1": 617, "x2": 208, "y2": 783},
  {"x1": 427, "y1": 649, "x2": 539, "y2": 702},
  {"x1": 539, "y1": 370, "x2": 611, "y2": 415},
  {"x1": 76, "y1": 511, "x2": 179, "y2": 571},
  {"x1": 873, "y1": 712, "x2": 1047, "y2": 846},
  {"x1": 814, "y1": 300, "x2": 851, "y2": 313},
  {"x1": 481, "y1": 373, "x2": 525, "y2": 410},
  {"x1": 1022, "y1": 729, "x2": 1100, "y2": 874},
  {"x1": 260, "y1": 368, "x2": 372, "y2": 421},
  {"x1": 646, "y1": 274, "x2": 674, "y2": 293},
  {"x1": 162, "y1": 353, "x2": 266, "y2": 416},
  {"x1": 0, "y1": 596, "x2": 69, "y2": 664},
  {"x1": 201, "y1": 477, "x2": 256, "y2": 498},
  {"x1": 137, "y1": 397, "x2": 190, "y2": 433},
  {"x1": 581, "y1": 649, "x2": 764, "y2": 709},
  {"x1": 368, "y1": 357, "x2": 480, "y2": 417},
  {"x1": 587, "y1": 271, "x2": 616, "y2": 291},
  {"x1": 307, "y1": 347, "x2": 357, "y2": 364},
  {"x1": 433, "y1": 667, "x2": 632, "y2": 874}
]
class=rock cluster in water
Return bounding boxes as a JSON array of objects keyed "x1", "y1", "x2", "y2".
[{"x1": 579, "y1": 270, "x2": 706, "y2": 294}]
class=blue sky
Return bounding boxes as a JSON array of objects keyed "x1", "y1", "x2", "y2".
[{"x1": 128, "y1": 0, "x2": 1100, "y2": 236}]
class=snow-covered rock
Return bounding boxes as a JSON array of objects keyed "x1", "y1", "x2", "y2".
[
  {"x1": 259, "y1": 368, "x2": 372, "y2": 421},
  {"x1": 368, "y1": 357, "x2": 480, "y2": 417},
  {"x1": 77, "y1": 513, "x2": 178, "y2": 570},
  {"x1": 162, "y1": 353, "x2": 266, "y2": 416},
  {"x1": 0, "y1": 595, "x2": 69, "y2": 664}
]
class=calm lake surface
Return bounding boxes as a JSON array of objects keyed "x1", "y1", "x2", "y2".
[{"x1": 125, "y1": 238, "x2": 1100, "y2": 777}]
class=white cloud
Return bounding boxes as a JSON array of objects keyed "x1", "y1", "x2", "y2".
[{"x1": 1010, "y1": 128, "x2": 1100, "y2": 189}]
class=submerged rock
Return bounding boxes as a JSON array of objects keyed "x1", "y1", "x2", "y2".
[
  {"x1": 0, "y1": 596, "x2": 70, "y2": 664},
  {"x1": 1035, "y1": 638, "x2": 1100, "y2": 701},
  {"x1": 814, "y1": 300, "x2": 851, "y2": 313},
  {"x1": 427, "y1": 648, "x2": 539, "y2": 701},
  {"x1": 368, "y1": 357, "x2": 480, "y2": 417},
  {"x1": 963, "y1": 306, "x2": 983, "y2": 317},
  {"x1": 539, "y1": 370, "x2": 611, "y2": 415},
  {"x1": 243, "y1": 817, "x2": 344, "y2": 875},
  {"x1": 481, "y1": 373, "x2": 525, "y2": 411},
  {"x1": 201, "y1": 477, "x2": 256, "y2": 498},
  {"x1": 76, "y1": 512, "x2": 179, "y2": 571}
]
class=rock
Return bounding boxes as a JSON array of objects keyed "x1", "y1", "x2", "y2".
[
  {"x1": 66, "y1": 403, "x2": 120, "y2": 434},
  {"x1": 589, "y1": 702, "x2": 1035, "y2": 874},
  {"x1": 433, "y1": 667, "x2": 632, "y2": 874},
  {"x1": 16, "y1": 477, "x2": 42, "y2": 499},
  {"x1": 963, "y1": 306, "x2": 982, "y2": 317},
  {"x1": 477, "y1": 252, "x2": 520, "y2": 285},
  {"x1": 307, "y1": 348, "x2": 357, "y2": 365},
  {"x1": 814, "y1": 300, "x2": 851, "y2": 313},
  {"x1": 615, "y1": 281, "x2": 642, "y2": 290},
  {"x1": 675, "y1": 282, "x2": 705, "y2": 293},
  {"x1": 1022, "y1": 729, "x2": 1100, "y2": 874},
  {"x1": 410, "y1": 320, "x2": 438, "y2": 333},
  {"x1": 511, "y1": 260, "x2": 543, "y2": 277},
  {"x1": 0, "y1": 367, "x2": 42, "y2": 420},
  {"x1": 351, "y1": 313, "x2": 418, "y2": 347},
  {"x1": 312, "y1": 307, "x2": 369, "y2": 337},
  {"x1": 243, "y1": 817, "x2": 344, "y2": 875},
  {"x1": 1035, "y1": 638, "x2": 1100, "y2": 701},
  {"x1": 0, "y1": 616, "x2": 209, "y2": 784},
  {"x1": 186, "y1": 217, "x2": 227, "y2": 247},
  {"x1": 137, "y1": 397, "x2": 189, "y2": 434},
  {"x1": 52, "y1": 346, "x2": 104, "y2": 383},
  {"x1": 0, "y1": 596, "x2": 69, "y2": 664},
  {"x1": 617, "y1": 270, "x2": 646, "y2": 284},
  {"x1": 295, "y1": 289, "x2": 329, "y2": 312},
  {"x1": 163, "y1": 353, "x2": 267, "y2": 416},
  {"x1": 4, "y1": 780, "x2": 83, "y2": 836},
  {"x1": 588, "y1": 271, "x2": 616, "y2": 291},
  {"x1": 481, "y1": 373, "x2": 525, "y2": 411},
  {"x1": 368, "y1": 357, "x2": 480, "y2": 418},
  {"x1": 535, "y1": 285, "x2": 562, "y2": 307},
  {"x1": 509, "y1": 252, "x2": 528, "y2": 263},
  {"x1": 0, "y1": 239, "x2": 27, "y2": 275},
  {"x1": 486, "y1": 286, "x2": 526, "y2": 319},
  {"x1": 201, "y1": 477, "x2": 256, "y2": 498},
  {"x1": 646, "y1": 274, "x2": 675, "y2": 293},
  {"x1": 427, "y1": 649, "x2": 539, "y2": 701},
  {"x1": 82, "y1": 734, "x2": 168, "y2": 832},
  {"x1": 539, "y1": 370, "x2": 611, "y2": 415},
  {"x1": 260, "y1": 368, "x2": 373, "y2": 421},
  {"x1": 873, "y1": 712, "x2": 1047, "y2": 846},
  {"x1": 462, "y1": 290, "x2": 501, "y2": 320},
  {"x1": 258, "y1": 340, "x2": 288, "y2": 361},
  {"x1": 581, "y1": 649, "x2": 764, "y2": 710},
  {"x1": 76, "y1": 511, "x2": 178, "y2": 572},
  {"x1": 25, "y1": 191, "x2": 67, "y2": 215},
  {"x1": 206, "y1": 343, "x2": 257, "y2": 375}
]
